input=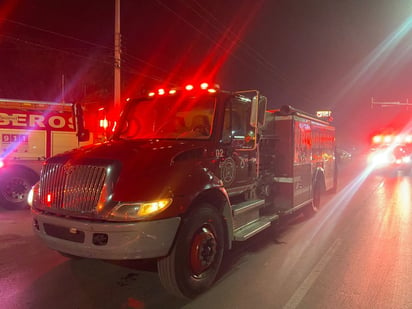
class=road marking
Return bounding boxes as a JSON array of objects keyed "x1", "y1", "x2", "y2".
[{"x1": 283, "y1": 238, "x2": 342, "y2": 309}]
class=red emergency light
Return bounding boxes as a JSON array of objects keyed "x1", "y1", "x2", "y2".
[
  {"x1": 99, "y1": 118, "x2": 109, "y2": 129},
  {"x1": 372, "y1": 134, "x2": 412, "y2": 145},
  {"x1": 147, "y1": 82, "x2": 219, "y2": 98},
  {"x1": 384, "y1": 135, "x2": 393, "y2": 143}
]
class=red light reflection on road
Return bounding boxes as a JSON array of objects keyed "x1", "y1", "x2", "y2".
[{"x1": 376, "y1": 175, "x2": 411, "y2": 226}]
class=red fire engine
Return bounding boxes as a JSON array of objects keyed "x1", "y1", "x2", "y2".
[
  {"x1": 30, "y1": 83, "x2": 337, "y2": 298},
  {"x1": 0, "y1": 99, "x2": 90, "y2": 210}
]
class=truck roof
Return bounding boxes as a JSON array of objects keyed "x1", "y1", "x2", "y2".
[{"x1": 0, "y1": 98, "x2": 73, "y2": 112}]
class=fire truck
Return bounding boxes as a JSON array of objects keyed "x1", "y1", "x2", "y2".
[
  {"x1": 30, "y1": 83, "x2": 337, "y2": 298},
  {"x1": 0, "y1": 98, "x2": 90, "y2": 210},
  {"x1": 366, "y1": 98, "x2": 412, "y2": 171}
]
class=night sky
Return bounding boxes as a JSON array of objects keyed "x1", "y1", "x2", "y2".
[{"x1": 1, "y1": 0, "x2": 412, "y2": 146}]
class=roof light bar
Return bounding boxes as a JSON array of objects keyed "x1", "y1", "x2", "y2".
[
  {"x1": 372, "y1": 135, "x2": 382, "y2": 143},
  {"x1": 373, "y1": 134, "x2": 412, "y2": 144},
  {"x1": 147, "y1": 82, "x2": 219, "y2": 97}
]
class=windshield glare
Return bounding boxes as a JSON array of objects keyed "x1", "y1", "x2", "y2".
[{"x1": 116, "y1": 95, "x2": 216, "y2": 140}]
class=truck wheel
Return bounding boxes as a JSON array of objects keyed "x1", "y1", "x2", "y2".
[
  {"x1": 303, "y1": 181, "x2": 321, "y2": 217},
  {"x1": 0, "y1": 169, "x2": 37, "y2": 210},
  {"x1": 157, "y1": 204, "x2": 224, "y2": 299}
]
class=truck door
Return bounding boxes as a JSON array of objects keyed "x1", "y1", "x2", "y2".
[{"x1": 219, "y1": 97, "x2": 257, "y2": 190}]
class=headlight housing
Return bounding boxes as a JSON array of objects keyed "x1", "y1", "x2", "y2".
[
  {"x1": 109, "y1": 198, "x2": 173, "y2": 220},
  {"x1": 27, "y1": 182, "x2": 40, "y2": 208}
]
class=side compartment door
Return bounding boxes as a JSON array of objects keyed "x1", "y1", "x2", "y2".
[{"x1": 293, "y1": 118, "x2": 312, "y2": 206}]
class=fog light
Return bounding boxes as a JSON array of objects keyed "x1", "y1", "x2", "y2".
[{"x1": 92, "y1": 233, "x2": 108, "y2": 246}]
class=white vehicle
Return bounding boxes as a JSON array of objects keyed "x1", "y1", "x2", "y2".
[{"x1": 0, "y1": 98, "x2": 90, "y2": 210}]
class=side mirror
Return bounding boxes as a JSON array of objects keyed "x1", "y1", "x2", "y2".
[
  {"x1": 250, "y1": 95, "x2": 258, "y2": 128},
  {"x1": 72, "y1": 103, "x2": 90, "y2": 142},
  {"x1": 258, "y1": 96, "x2": 267, "y2": 127},
  {"x1": 250, "y1": 94, "x2": 267, "y2": 128}
]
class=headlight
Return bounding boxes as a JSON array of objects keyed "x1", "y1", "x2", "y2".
[
  {"x1": 27, "y1": 188, "x2": 34, "y2": 208},
  {"x1": 109, "y1": 198, "x2": 173, "y2": 220},
  {"x1": 27, "y1": 182, "x2": 40, "y2": 208},
  {"x1": 368, "y1": 151, "x2": 393, "y2": 167},
  {"x1": 402, "y1": 156, "x2": 411, "y2": 163}
]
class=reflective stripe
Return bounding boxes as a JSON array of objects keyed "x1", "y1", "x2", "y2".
[{"x1": 274, "y1": 177, "x2": 294, "y2": 183}]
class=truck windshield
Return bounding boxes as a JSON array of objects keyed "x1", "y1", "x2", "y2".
[{"x1": 115, "y1": 94, "x2": 216, "y2": 140}]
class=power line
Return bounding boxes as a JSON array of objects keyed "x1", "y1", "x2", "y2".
[
  {"x1": 154, "y1": 0, "x2": 314, "y2": 104},
  {"x1": 2, "y1": 18, "x2": 113, "y2": 51},
  {"x1": 1, "y1": 19, "x2": 170, "y2": 84},
  {"x1": 0, "y1": 34, "x2": 114, "y2": 67},
  {"x1": 153, "y1": 0, "x2": 268, "y2": 77},
  {"x1": 187, "y1": 0, "x2": 314, "y2": 103}
]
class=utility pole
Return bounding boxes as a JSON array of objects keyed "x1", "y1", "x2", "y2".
[
  {"x1": 114, "y1": 0, "x2": 121, "y2": 111},
  {"x1": 61, "y1": 74, "x2": 65, "y2": 103}
]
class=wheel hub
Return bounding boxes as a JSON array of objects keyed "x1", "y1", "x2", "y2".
[
  {"x1": 4, "y1": 178, "x2": 29, "y2": 202},
  {"x1": 190, "y1": 226, "x2": 217, "y2": 276}
]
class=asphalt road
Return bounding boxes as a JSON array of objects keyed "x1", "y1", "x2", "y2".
[{"x1": 1, "y1": 157, "x2": 412, "y2": 309}]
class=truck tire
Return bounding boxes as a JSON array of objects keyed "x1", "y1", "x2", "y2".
[
  {"x1": 157, "y1": 203, "x2": 224, "y2": 299},
  {"x1": 303, "y1": 181, "x2": 321, "y2": 217},
  {"x1": 0, "y1": 169, "x2": 37, "y2": 210}
]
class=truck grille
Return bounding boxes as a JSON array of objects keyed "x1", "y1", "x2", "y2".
[{"x1": 39, "y1": 163, "x2": 107, "y2": 214}]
